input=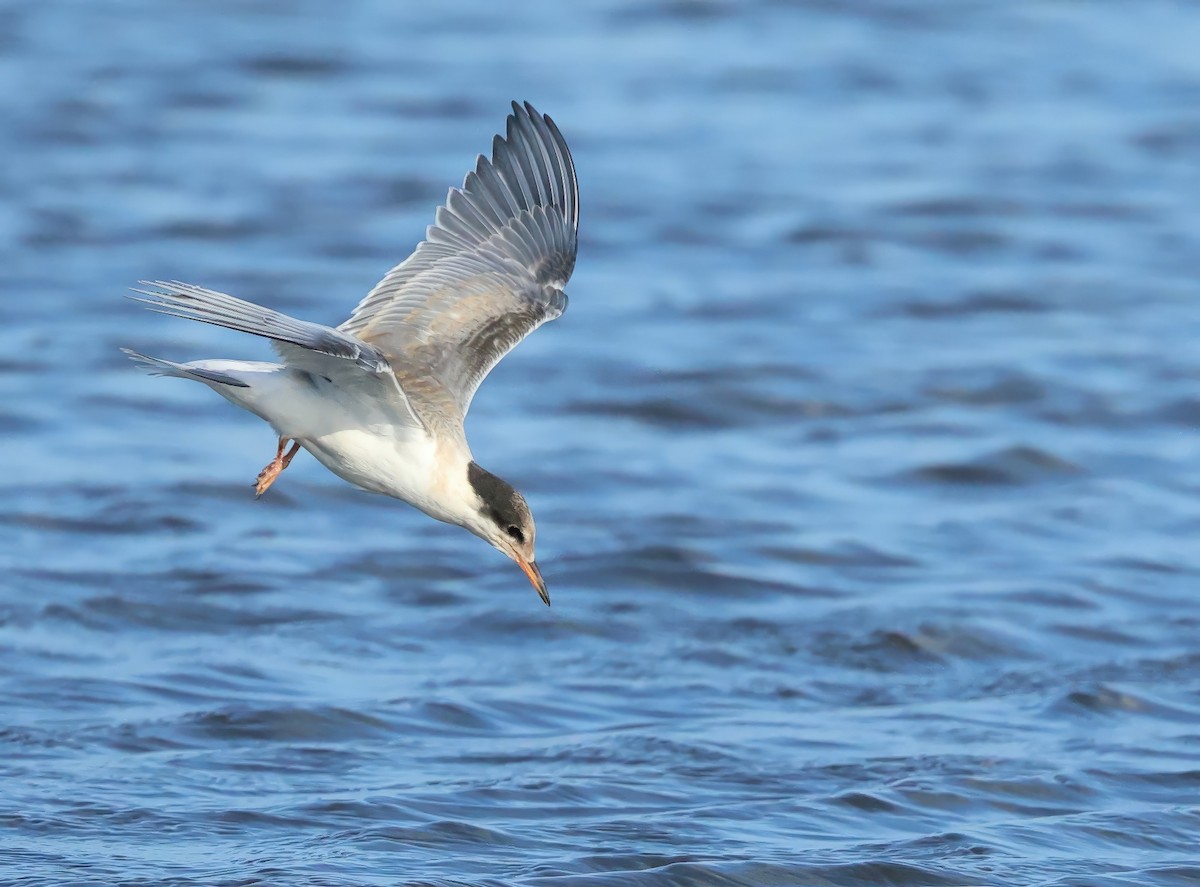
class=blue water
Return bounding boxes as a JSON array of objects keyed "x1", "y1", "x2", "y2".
[{"x1": 3, "y1": 2, "x2": 1200, "y2": 884}]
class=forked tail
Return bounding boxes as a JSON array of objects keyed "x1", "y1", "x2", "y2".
[{"x1": 120, "y1": 348, "x2": 249, "y2": 388}]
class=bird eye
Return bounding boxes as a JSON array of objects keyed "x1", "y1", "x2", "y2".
[{"x1": 506, "y1": 525, "x2": 525, "y2": 543}]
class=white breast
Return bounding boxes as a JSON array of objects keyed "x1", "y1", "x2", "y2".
[
  {"x1": 303, "y1": 426, "x2": 442, "y2": 508},
  {"x1": 214, "y1": 365, "x2": 473, "y2": 525}
]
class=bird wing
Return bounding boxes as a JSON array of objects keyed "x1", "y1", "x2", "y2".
[
  {"x1": 338, "y1": 101, "x2": 578, "y2": 419},
  {"x1": 129, "y1": 280, "x2": 423, "y2": 428}
]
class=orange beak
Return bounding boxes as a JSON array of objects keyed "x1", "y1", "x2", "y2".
[{"x1": 516, "y1": 556, "x2": 549, "y2": 606}]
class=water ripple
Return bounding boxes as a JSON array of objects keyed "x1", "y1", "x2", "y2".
[{"x1": 3, "y1": 0, "x2": 1200, "y2": 884}]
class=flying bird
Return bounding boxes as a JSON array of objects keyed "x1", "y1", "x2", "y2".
[{"x1": 123, "y1": 101, "x2": 579, "y2": 606}]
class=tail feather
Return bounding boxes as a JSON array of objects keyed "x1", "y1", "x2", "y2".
[
  {"x1": 121, "y1": 348, "x2": 249, "y2": 388},
  {"x1": 127, "y1": 280, "x2": 387, "y2": 373}
]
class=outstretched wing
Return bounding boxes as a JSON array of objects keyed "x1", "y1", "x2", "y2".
[{"x1": 339, "y1": 101, "x2": 578, "y2": 418}]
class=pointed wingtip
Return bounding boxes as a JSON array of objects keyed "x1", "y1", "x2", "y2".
[{"x1": 512, "y1": 100, "x2": 547, "y2": 126}]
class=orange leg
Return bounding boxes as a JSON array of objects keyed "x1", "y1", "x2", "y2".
[{"x1": 254, "y1": 437, "x2": 301, "y2": 498}]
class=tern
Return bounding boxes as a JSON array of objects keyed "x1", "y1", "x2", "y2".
[{"x1": 123, "y1": 101, "x2": 578, "y2": 606}]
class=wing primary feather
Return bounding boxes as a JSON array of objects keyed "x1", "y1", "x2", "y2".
[
  {"x1": 493, "y1": 130, "x2": 534, "y2": 213},
  {"x1": 475, "y1": 144, "x2": 522, "y2": 218},
  {"x1": 432, "y1": 204, "x2": 477, "y2": 249},
  {"x1": 510, "y1": 103, "x2": 554, "y2": 208},
  {"x1": 504, "y1": 112, "x2": 543, "y2": 208},
  {"x1": 516, "y1": 208, "x2": 550, "y2": 263},
  {"x1": 522, "y1": 105, "x2": 565, "y2": 215},
  {"x1": 462, "y1": 157, "x2": 509, "y2": 228},
  {"x1": 447, "y1": 186, "x2": 499, "y2": 243},
  {"x1": 539, "y1": 109, "x2": 578, "y2": 228}
]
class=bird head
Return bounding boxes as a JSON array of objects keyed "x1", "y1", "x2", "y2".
[{"x1": 465, "y1": 462, "x2": 547, "y2": 605}]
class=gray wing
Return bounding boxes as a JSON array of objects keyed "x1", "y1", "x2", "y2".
[
  {"x1": 129, "y1": 280, "x2": 423, "y2": 428},
  {"x1": 339, "y1": 101, "x2": 578, "y2": 418}
]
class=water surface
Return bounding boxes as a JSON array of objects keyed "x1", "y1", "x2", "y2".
[{"x1": 2, "y1": 2, "x2": 1200, "y2": 885}]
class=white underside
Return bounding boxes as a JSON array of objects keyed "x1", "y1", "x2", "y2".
[{"x1": 187, "y1": 359, "x2": 473, "y2": 526}]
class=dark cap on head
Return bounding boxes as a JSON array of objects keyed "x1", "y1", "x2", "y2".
[{"x1": 468, "y1": 462, "x2": 533, "y2": 545}]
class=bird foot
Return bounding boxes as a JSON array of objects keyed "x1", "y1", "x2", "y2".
[
  {"x1": 254, "y1": 438, "x2": 300, "y2": 498},
  {"x1": 254, "y1": 460, "x2": 284, "y2": 497}
]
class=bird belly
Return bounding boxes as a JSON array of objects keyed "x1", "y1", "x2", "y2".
[
  {"x1": 201, "y1": 365, "x2": 464, "y2": 522},
  {"x1": 300, "y1": 426, "x2": 443, "y2": 509}
]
